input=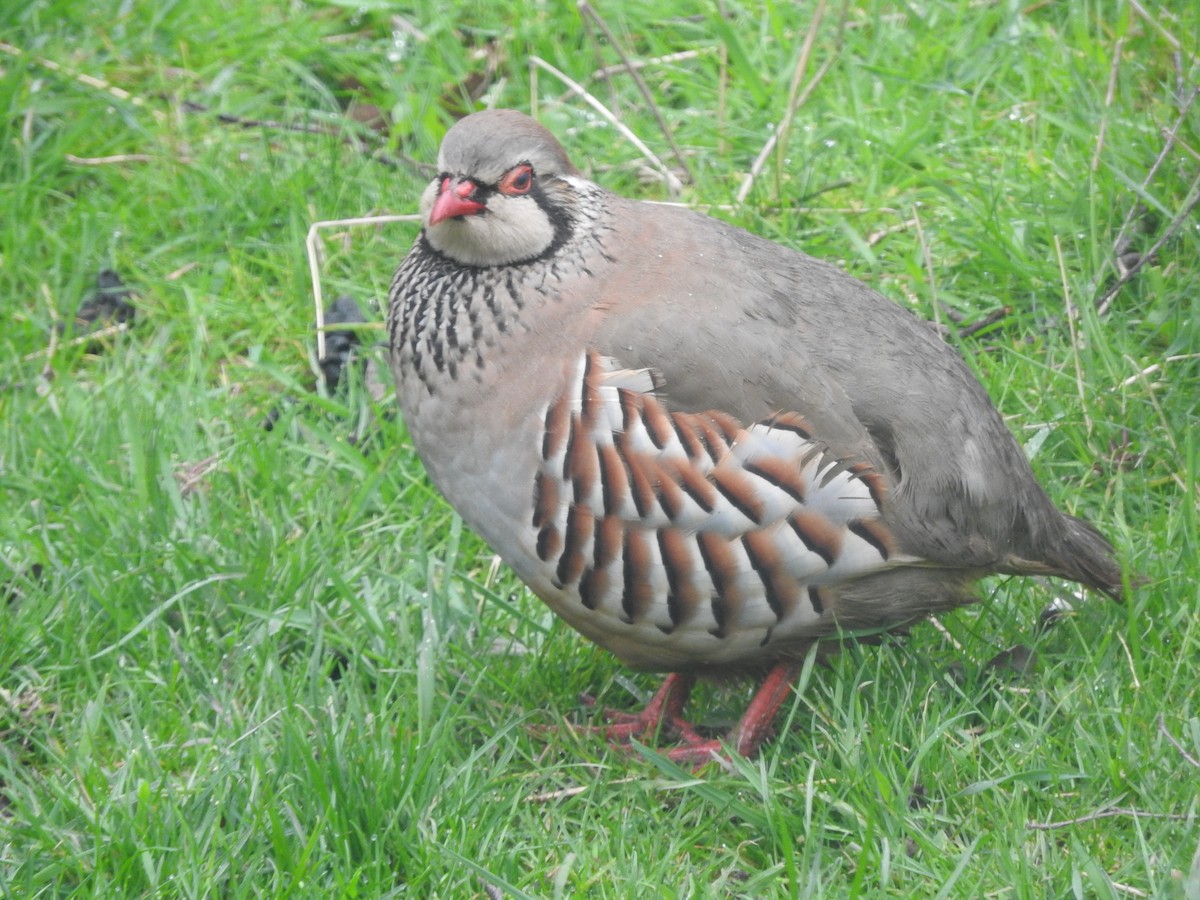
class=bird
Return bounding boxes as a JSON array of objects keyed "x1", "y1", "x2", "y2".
[{"x1": 385, "y1": 108, "x2": 1127, "y2": 764}]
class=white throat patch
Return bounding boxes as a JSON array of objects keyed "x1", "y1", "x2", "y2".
[{"x1": 423, "y1": 180, "x2": 557, "y2": 267}]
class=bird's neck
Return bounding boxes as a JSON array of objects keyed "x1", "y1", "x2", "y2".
[{"x1": 387, "y1": 182, "x2": 613, "y2": 393}]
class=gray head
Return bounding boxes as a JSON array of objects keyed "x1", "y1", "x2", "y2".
[{"x1": 420, "y1": 109, "x2": 583, "y2": 267}]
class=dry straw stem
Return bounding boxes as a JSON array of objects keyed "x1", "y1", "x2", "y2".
[
  {"x1": 1120, "y1": 353, "x2": 1184, "y2": 495},
  {"x1": 1157, "y1": 714, "x2": 1200, "y2": 769},
  {"x1": 1053, "y1": 234, "x2": 1093, "y2": 435},
  {"x1": 866, "y1": 217, "x2": 919, "y2": 247},
  {"x1": 524, "y1": 776, "x2": 636, "y2": 803},
  {"x1": 589, "y1": 50, "x2": 706, "y2": 81},
  {"x1": 577, "y1": 0, "x2": 694, "y2": 184},
  {"x1": 927, "y1": 616, "x2": 963, "y2": 653},
  {"x1": 20, "y1": 323, "x2": 132, "y2": 363},
  {"x1": 1119, "y1": 353, "x2": 1200, "y2": 388},
  {"x1": 912, "y1": 207, "x2": 943, "y2": 336},
  {"x1": 1129, "y1": 0, "x2": 1199, "y2": 68},
  {"x1": 66, "y1": 153, "x2": 154, "y2": 165},
  {"x1": 734, "y1": 0, "x2": 841, "y2": 204},
  {"x1": 0, "y1": 39, "x2": 166, "y2": 122},
  {"x1": 528, "y1": 56, "x2": 683, "y2": 195},
  {"x1": 307, "y1": 215, "x2": 421, "y2": 360},
  {"x1": 1027, "y1": 807, "x2": 1191, "y2": 831},
  {"x1": 1090, "y1": 36, "x2": 1125, "y2": 173}
]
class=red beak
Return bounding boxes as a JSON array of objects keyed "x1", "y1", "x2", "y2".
[{"x1": 429, "y1": 176, "x2": 486, "y2": 226}]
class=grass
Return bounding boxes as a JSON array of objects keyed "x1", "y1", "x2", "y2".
[{"x1": 2, "y1": 0, "x2": 1198, "y2": 895}]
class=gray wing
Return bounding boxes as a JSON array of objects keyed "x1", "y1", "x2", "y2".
[{"x1": 590, "y1": 198, "x2": 1077, "y2": 572}]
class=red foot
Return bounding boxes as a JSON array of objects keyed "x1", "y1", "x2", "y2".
[
  {"x1": 576, "y1": 661, "x2": 803, "y2": 768},
  {"x1": 583, "y1": 672, "x2": 706, "y2": 745}
]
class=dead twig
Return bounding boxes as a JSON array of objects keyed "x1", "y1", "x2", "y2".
[
  {"x1": 578, "y1": 1, "x2": 693, "y2": 184},
  {"x1": 957, "y1": 307, "x2": 1013, "y2": 338},
  {"x1": 1108, "y1": 85, "x2": 1197, "y2": 252},
  {"x1": 1158, "y1": 714, "x2": 1200, "y2": 769},
  {"x1": 1096, "y1": 168, "x2": 1200, "y2": 316},
  {"x1": 1096, "y1": 82, "x2": 1198, "y2": 315},
  {"x1": 1, "y1": 38, "x2": 425, "y2": 176},
  {"x1": 1028, "y1": 807, "x2": 1191, "y2": 830},
  {"x1": 179, "y1": 99, "x2": 342, "y2": 137},
  {"x1": 176, "y1": 98, "x2": 429, "y2": 175}
]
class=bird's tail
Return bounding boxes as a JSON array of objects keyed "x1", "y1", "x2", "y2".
[
  {"x1": 1053, "y1": 514, "x2": 1130, "y2": 601},
  {"x1": 1003, "y1": 513, "x2": 1130, "y2": 601}
]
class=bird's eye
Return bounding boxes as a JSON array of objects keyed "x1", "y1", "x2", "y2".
[{"x1": 499, "y1": 164, "x2": 534, "y2": 196}]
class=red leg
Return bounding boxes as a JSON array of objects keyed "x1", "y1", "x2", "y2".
[
  {"x1": 730, "y1": 660, "x2": 802, "y2": 757},
  {"x1": 567, "y1": 662, "x2": 803, "y2": 767},
  {"x1": 657, "y1": 660, "x2": 803, "y2": 766},
  {"x1": 596, "y1": 672, "x2": 699, "y2": 744}
]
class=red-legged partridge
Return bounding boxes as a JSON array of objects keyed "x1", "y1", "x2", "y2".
[{"x1": 386, "y1": 109, "x2": 1127, "y2": 763}]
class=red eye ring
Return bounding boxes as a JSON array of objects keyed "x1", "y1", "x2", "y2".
[{"x1": 499, "y1": 164, "x2": 534, "y2": 195}]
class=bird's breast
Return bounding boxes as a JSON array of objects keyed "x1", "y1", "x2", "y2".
[{"x1": 443, "y1": 347, "x2": 910, "y2": 671}]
